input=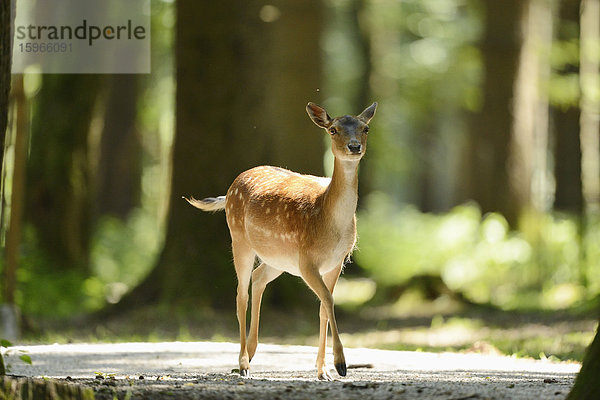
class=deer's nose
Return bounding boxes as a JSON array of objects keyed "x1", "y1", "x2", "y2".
[{"x1": 347, "y1": 142, "x2": 362, "y2": 154}]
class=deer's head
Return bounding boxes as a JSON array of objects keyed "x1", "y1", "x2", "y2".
[{"x1": 306, "y1": 102, "x2": 377, "y2": 161}]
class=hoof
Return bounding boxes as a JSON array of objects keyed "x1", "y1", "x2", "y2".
[
  {"x1": 240, "y1": 368, "x2": 250, "y2": 378},
  {"x1": 318, "y1": 370, "x2": 333, "y2": 381},
  {"x1": 335, "y1": 362, "x2": 347, "y2": 377}
]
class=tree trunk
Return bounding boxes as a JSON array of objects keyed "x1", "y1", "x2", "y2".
[
  {"x1": 0, "y1": 0, "x2": 12, "y2": 176},
  {"x1": 510, "y1": 0, "x2": 553, "y2": 216},
  {"x1": 566, "y1": 4, "x2": 600, "y2": 395},
  {"x1": 95, "y1": 74, "x2": 141, "y2": 220},
  {"x1": 2, "y1": 76, "x2": 27, "y2": 341},
  {"x1": 554, "y1": 106, "x2": 583, "y2": 213},
  {"x1": 465, "y1": 0, "x2": 524, "y2": 225},
  {"x1": 349, "y1": 0, "x2": 375, "y2": 207},
  {"x1": 262, "y1": 1, "x2": 325, "y2": 175},
  {"x1": 26, "y1": 75, "x2": 101, "y2": 273},
  {"x1": 568, "y1": 324, "x2": 600, "y2": 399},
  {"x1": 579, "y1": 0, "x2": 600, "y2": 215},
  {"x1": 257, "y1": 0, "x2": 326, "y2": 306},
  {"x1": 553, "y1": 0, "x2": 583, "y2": 214},
  {"x1": 0, "y1": 0, "x2": 17, "y2": 341},
  {"x1": 122, "y1": 0, "x2": 324, "y2": 309}
]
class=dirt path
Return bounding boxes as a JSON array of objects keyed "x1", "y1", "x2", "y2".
[{"x1": 6, "y1": 341, "x2": 580, "y2": 399}]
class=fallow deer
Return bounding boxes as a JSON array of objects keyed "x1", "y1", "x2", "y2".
[{"x1": 185, "y1": 102, "x2": 377, "y2": 380}]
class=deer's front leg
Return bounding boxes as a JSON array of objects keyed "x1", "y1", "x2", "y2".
[
  {"x1": 300, "y1": 260, "x2": 346, "y2": 379},
  {"x1": 316, "y1": 264, "x2": 343, "y2": 380}
]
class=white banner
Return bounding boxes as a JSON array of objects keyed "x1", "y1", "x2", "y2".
[{"x1": 12, "y1": 0, "x2": 151, "y2": 74}]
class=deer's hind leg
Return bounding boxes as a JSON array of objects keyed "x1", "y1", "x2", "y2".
[
  {"x1": 247, "y1": 263, "x2": 282, "y2": 362},
  {"x1": 232, "y1": 239, "x2": 255, "y2": 377}
]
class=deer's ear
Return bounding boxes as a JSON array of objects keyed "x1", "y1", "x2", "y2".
[
  {"x1": 306, "y1": 102, "x2": 332, "y2": 128},
  {"x1": 358, "y1": 102, "x2": 377, "y2": 124}
]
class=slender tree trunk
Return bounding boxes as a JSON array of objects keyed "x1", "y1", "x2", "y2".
[
  {"x1": 349, "y1": 0, "x2": 375, "y2": 207},
  {"x1": 1, "y1": 0, "x2": 17, "y2": 341},
  {"x1": 579, "y1": 0, "x2": 600, "y2": 215},
  {"x1": 2, "y1": 76, "x2": 26, "y2": 341},
  {"x1": 510, "y1": 0, "x2": 553, "y2": 216},
  {"x1": 95, "y1": 74, "x2": 141, "y2": 220},
  {"x1": 567, "y1": 3, "x2": 600, "y2": 397},
  {"x1": 554, "y1": 105, "x2": 584, "y2": 212},
  {"x1": 416, "y1": 127, "x2": 436, "y2": 213},
  {"x1": 579, "y1": 0, "x2": 600, "y2": 292},
  {"x1": 553, "y1": 0, "x2": 583, "y2": 214},
  {"x1": 4, "y1": 77, "x2": 26, "y2": 306},
  {"x1": 465, "y1": 0, "x2": 524, "y2": 225},
  {"x1": 0, "y1": 0, "x2": 12, "y2": 176}
]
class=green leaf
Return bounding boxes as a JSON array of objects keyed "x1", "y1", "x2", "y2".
[
  {"x1": 0, "y1": 339, "x2": 13, "y2": 348},
  {"x1": 19, "y1": 355, "x2": 32, "y2": 365},
  {"x1": 0, "y1": 354, "x2": 6, "y2": 375}
]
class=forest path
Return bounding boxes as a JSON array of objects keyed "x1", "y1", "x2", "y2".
[{"x1": 7, "y1": 341, "x2": 580, "y2": 399}]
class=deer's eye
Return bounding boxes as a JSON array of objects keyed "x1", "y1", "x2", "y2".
[
  {"x1": 329, "y1": 127, "x2": 337, "y2": 135},
  {"x1": 364, "y1": 126, "x2": 370, "y2": 134}
]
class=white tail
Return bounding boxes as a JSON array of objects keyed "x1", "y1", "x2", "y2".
[
  {"x1": 186, "y1": 101, "x2": 377, "y2": 380},
  {"x1": 184, "y1": 196, "x2": 226, "y2": 212}
]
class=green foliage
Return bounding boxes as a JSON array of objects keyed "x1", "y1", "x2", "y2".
[
  {"x1": 357, "y1": 192, "x2": 480, "y2": 283},
  {"x1": 0, "y1": 340, "x2": 6, "y2": 375},
  {"x1": 12, "y1": 208, "x2": 162, "y2": 316},
  {"x1": 0, "y1": 339, "x2": 32, "y2": 375},
  {"x1": 16, "y1": 230, "x2": 90, "y2": 317},
  {"x1": 360, "y1": 316, "x2": 596, "y2": 361},
  {"x1": 356, "y1": 192, "x2": 599, "y2": 310},
  {"x1": 549, "y1": 72, "x2": 580, "y2": 109},
  {"x1": 19, "y1": 354, "x2": 32, "y2": 365},
  {"x1": 363, "y1": 0, "x2": 482, "y2": 202},
  {"x1": 322, "y1": 0, "x2": 482, "y2": 202},
  {"x1": 3, "y1": 1, "x2": 174, "y2": 318},
  {"x1": 88, "y1": 209, "x2": 163, "y2": 310},
  {"x1": 549, "y1": 22, "x2": 580, "y2": 109}
]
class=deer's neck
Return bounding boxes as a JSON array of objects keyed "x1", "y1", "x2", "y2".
[{"x1": 323, "y1": 157, "x2": 359, "y2": 230}]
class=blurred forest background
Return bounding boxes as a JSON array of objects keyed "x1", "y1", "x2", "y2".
[{"x1": 0, "y1": 0, "x2": 599, "y2": 363}]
